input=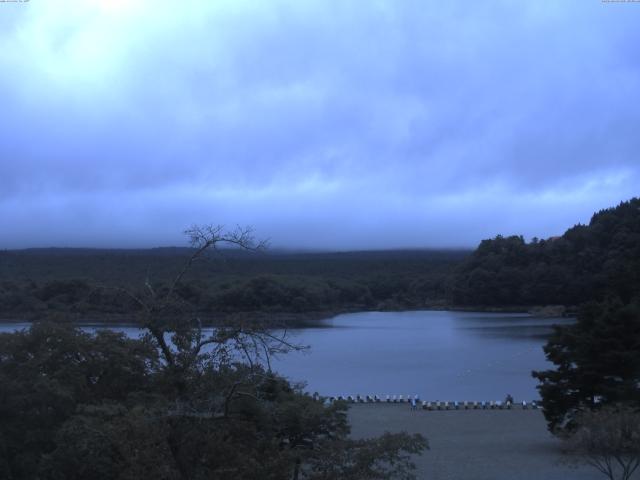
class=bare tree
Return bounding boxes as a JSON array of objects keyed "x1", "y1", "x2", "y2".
[
  {"x1": 563, "y1": 405, "x2": 640, "y2": 480},
  {"x1": 115, "y1": 225, "x2": 301, "y2": 386}
]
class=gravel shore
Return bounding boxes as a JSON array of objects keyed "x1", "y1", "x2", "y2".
[{"x1": 348, "y1": 404, "x2": 606, "y2": 480}]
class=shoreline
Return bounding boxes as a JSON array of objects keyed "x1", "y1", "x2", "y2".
[{"x1": 0, "y1": 304, "x2": 574, "y2": 327}]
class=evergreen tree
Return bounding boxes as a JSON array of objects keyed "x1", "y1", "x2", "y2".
[
  {"x1": 451, "y1": 197, "x2": 640, "y2": 307},
  {"x1": 532, "y1": 300, "x2": 640, "y2": 432}
]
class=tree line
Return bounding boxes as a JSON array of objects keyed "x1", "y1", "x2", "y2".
[
  {"x1": 0, "y1": 249, "x2": 466, "y2": 322},
  {"x1": 451, "y1": 198, "x2": 640, "y2": 307}
]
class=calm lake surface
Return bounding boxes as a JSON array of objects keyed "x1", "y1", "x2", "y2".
[{"x1": 0, "y1": 310, "x2": 573, "y2": 401}]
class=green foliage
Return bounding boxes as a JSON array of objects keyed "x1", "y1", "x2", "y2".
[
  {"x1": 0, "y1": 322, "x2": 427, "y2": 479},
  {"x1": 452, "y1": 198, "x2": 640, "y2": 306},
  {"x1": 304, "y1": 432, "x2": 428, "y2": 480},
  {"x1": 0, "y1": 322, "x2": 157, "y2": 479},
  {"x1": 0, "y1": 249, "x2": 467, "y2": 320},
  {"x1": 532, "y1": 300, "x2": 640, "y2": 432}
]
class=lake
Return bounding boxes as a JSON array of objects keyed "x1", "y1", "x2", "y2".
[{"x1": 0, "y1": 310, "x2": 572, "y2": 401}]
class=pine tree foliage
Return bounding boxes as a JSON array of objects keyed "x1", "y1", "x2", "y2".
[{"x1": 533, "y1": 300, "x2": 640, "y2": 432}]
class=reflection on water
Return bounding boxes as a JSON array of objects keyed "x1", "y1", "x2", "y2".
[{"x1": 0, "y1": 310, "x2": 572, "y2": 400}]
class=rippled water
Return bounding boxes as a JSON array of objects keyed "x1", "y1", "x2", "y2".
[{"x1": 0, "y1": 310, "x2": 573, "y2": 401}]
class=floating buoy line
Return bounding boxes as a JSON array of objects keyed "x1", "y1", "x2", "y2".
[{"x1": 313, "y1": 393, "x2": 540, "y2": 410}]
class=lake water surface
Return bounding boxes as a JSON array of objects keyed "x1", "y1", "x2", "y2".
[
  {"x1": 272, "y1": 310, "x2": 573, "y2": 401},
  {"x1": 0, "y1": 310, "x2": 573, "y2": 401}
]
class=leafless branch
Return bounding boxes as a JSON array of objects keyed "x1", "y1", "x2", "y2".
[{"x1": 166, "y1": 224, "x2": 267, "y2": 301}]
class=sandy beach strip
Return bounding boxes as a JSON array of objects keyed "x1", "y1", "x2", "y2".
[{"x1": 348, "y1": 404, "x2": 606, "y2": 480}]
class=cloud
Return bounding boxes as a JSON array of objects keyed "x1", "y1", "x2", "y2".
[{"x1": 0, "y1": 0, "x2": 639, "y2": 248}]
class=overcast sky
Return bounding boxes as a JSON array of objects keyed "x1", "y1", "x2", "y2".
[{"x1": 1, "y1": 0, "x2": 638, "y2": 250}]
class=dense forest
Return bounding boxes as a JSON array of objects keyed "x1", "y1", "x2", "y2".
[
  {"x1": 0, "y1": 248, "x2": 468, "y2": 322},
  {"x1": 2, "y1": 198, "x2": 638, "y2": 321},
  {"x1": 451, "y1": 198, "x2": 640, "y2": 307}
]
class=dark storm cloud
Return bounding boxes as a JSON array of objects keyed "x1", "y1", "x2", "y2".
[{"x1": 0, "y1": 0, "x2": 639, "y2": 249}]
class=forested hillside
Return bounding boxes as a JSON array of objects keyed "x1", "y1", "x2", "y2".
[
  {"x1": 0, "y1": 248, "x2": 468, "y2": 321},
  {"x1": 3, "y1": 198, "x2": 637, "y2": 320},
  {"x1": 451, "y1": 198, "x2": 640, "y2": 307}
]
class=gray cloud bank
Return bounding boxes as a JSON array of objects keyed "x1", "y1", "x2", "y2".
[{"x1": 0, "y1": 0, "x2": 639, "y2": 249}]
